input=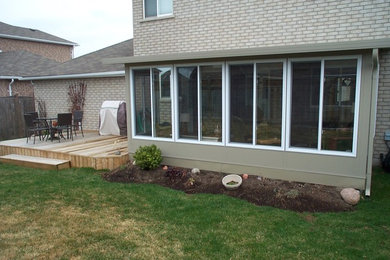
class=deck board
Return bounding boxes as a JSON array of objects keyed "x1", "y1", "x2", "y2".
[
  {"x1": 0, "y1": 132, "x2": 129, "y2": 170},
  {"x1": 0, "y1": 154, "x2": 70, "y2": 170}
]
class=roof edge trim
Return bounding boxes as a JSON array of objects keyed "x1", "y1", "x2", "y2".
[
  {"x1": 0, "y1": 33, "x2": 78, "y2": 46},
  {"x1": 21, "y1": 70, "x2": 125, "y2": 80},
  {"x1": 0, "y1": 76, "x2": 22, "y2": 80}
]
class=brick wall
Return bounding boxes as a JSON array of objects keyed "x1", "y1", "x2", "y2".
[
  {"x1": 374, "y1": 49, "x2": 390, "y2": 166},
  {"x1": 0, "y1": 79, "x2": 34, "y2": 97},
  {"x1": 0, "y1": 38, "x2": 73, "y2": 62},
  {"x1": 33, "y1": 77, "x2": 126, "y2": 130},
  {"x1": 133, "y1": 0, "x2": 390, "y2": 56}
]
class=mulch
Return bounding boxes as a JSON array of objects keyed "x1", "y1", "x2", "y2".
[{"x1": 102, "y1": 163, "x2": 354, "y2": 213}]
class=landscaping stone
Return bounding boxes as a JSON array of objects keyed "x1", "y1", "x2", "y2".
[
  {"x1": 191, "y1": 168, "x2": 200, "y2": 174},
  {"x1": 340, "y1": 188, "x2": 360, "y2": 205}
]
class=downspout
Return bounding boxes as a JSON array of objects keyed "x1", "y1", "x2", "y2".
[
  {"x1": 30, "y1": 80, "x2": 35, "y2": 99},
  {"x1": 365, "y1": 48, "x2": 380, "y2": 196},
  {"x1": 8, "y1": 78, "x2": 14, "y2": 96}
]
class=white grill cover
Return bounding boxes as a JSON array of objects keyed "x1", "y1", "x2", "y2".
[{"x1": 99, "y1": 101, "x2": 125, "y2": 135}]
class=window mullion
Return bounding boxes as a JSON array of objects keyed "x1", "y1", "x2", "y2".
[
  {"x1": 285, "y1": 60, "x2": 292, "y2": 150},
  {"x1": 318, "y1": 60, "x2": 325, "y2": 151},
  {"x1": 173, "y1": 65, "x2": 178, "y2": 141},
  {"x1": 281, "y1": 60, "x2": 287, "y2": 150},
  {"x1": 252, "y1": 63, "x2": 257, "y2": 146},
  {"x1": 170, "y1": 66, "x2": 175, "y2": 141},
  {"x1": 197, "y1": 66, "x2": 201, "y2": 142},
  {"x1": 150, "y1": 68, "x2": 155, "y2": 138},
  {"x1": 222, "y1": 63, "x2": 226, "y2": 146}
]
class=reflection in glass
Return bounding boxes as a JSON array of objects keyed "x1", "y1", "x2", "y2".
[
  {"x1": 322, "y1": 59, "x2": 357, "y2": 152},
  {"x1": 256, "y1": 63, "x2": 283, "y2": 146},
  {"x1": 178, "y1": 67, "x2": 198, "y2": 139},
  {"x1": 229, "y1": 64, "x2": 253, "y2": 144},
  {"x1": 159, "y1": 0, "x2": 173, "y2": 15},
  {"x1": 145, "y1": 0, "x2": 157, "y2": 17},
  {"x1": 153, "y1": 68, "x2": 171, "y2": 138},
  {"x1": 200, "y1": 65, "x2": 222, "y2": 142},
  {"x1": 290, "y1": 61, "x2": 321, "y2": 148},
  {"x1": 133, "y1": 69, "x2": 152, "y2": 136}
]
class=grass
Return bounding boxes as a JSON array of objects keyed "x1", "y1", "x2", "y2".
[{"x1": 0, "y1": 164, "x2": 389, "y2": 259}]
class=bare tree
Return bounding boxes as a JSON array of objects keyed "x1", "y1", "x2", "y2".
[{"x1": 68, "y1": 82, "x2": 87, "y2": 112}]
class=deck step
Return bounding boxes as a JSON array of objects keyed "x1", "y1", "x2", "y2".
[{"x1": 0, "y1": 154, "x2": 70, "y2": 170}]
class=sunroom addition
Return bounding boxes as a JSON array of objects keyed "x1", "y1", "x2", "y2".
[{"x1": 130, "y1": 56, "x2": 360, "y2": 157}]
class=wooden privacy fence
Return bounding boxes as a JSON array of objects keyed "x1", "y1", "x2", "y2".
[{"x1": 0, "y1": 96, "x2": 35, "y2": 141}]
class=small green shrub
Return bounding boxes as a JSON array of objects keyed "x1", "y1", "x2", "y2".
[{"x1": 133, "y1": 144, "x2": 162, "y2": 170}]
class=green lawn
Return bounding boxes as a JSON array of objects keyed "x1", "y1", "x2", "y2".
[{"x1": 0, "y1": 163, "x2": 389, "y2": 259}]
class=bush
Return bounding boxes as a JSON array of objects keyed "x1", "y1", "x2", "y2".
[{"x1": 133, "y1": 144, "x2": 162, "y2": 170}]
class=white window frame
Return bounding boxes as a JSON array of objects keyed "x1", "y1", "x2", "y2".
[
  {"x1": 286, "y1": 55, "x2": 361, "y2": 157},
  {"x1": 226, "y1": 59, "x2": 287, "y2": 151},
  {"x1": 129, "y1": 55, "x2": 361, "y2": 158},
  {"x1": 174, "y1": 62, "x2": 226, "y2": 146},
  {"x1": 143, "y1": 0, "x2": 173, "y2": 19},
  {"x1": 131, "y1": 66, "x2": 174, "y2": 142}
]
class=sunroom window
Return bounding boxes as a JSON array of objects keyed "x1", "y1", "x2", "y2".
[
  {"x1": 131, "y1": 56, "x2": 360, "y2": 156},
  {"x1": 144, "y1": 0, "x2": 173, "y2": 18},
  {"x1": 289, "y1": 58, "x2": 359, "y2": 153},
  {"x1": 228, "y1": 62, "x2": 284, "y2": 147},
  {"x1": 177, "y1": 65, "x2": 223, "y2": 142},
  {"x1": 132, "y1": 67, "x2": 172, "y2": 139},
  {"x1": 321, "y1": 59, "x2": 357, "y2": 152},
  {"x1": 229, "y1": 64, "x2": 254, "y2": 144}
]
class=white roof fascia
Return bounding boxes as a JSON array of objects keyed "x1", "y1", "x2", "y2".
[
  {"x1": 21, "y1": 70, "x2": 125, "y2": 81},
  {"x1": 0, "y1": 76, "x2": 22, "y2": 80},
  {"x1": 0, "y1": 33, "x2": 78, "y2": 46}
]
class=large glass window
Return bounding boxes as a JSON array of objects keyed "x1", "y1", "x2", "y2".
[
  {"x1": 290, "y1": 61, "x2": 321, "y2": 149},
  {"x1": 200, "y1": 65, "x2": 223, "y2": 142},
  {"x1": 133, "y1": 67, "x2": 172, "y2": 138},
  {"x1": 321, "y1": 59, "x2": 357, "y2": 152},
  {"x1": 131, "y1": 56, "x2": 360, "y2": 156},
  {"x1": 229, "y1": 64, "x2": 253, "y2": 144},
  {"x1": 177, "y1": 67, "x2": 198, "y2": 140},
  {"x1": 177, "y1": 65, "x2": 223, "y2": 142},
  {"x1": 133, "y1": 69, "x2": 152, "y2": 136},
  {"x1": 144, "y1": 0, "x2": 172, "y2": 18},
  {"x1": 153, "y1": 68, "x2": 172, "y2": 138},
  {"x1": 256, "y1": 63, "x2": 283, "y2": 146}
]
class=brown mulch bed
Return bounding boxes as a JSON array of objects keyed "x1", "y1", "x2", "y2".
[{"x1": 102, "y1": 163, "x2": 354, "y2": 213}]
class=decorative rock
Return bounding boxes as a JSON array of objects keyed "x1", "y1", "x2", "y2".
[
  {"x1": 340, "y1": 188, "x2": 360, "y2": 205},
  {"x1": 242, "y1": 174, "x2": 249, "y2": 180},
  {"x1": 191, "y1": 168, "x2": 200, "y2": 174}
]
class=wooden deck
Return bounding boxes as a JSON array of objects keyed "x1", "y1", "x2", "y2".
[{"x1": 0, "y1": 131, "x2": 129, "y2": 170}]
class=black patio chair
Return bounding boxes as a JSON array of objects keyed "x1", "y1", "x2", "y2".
[
  {"x1": 72, "y1": 110, "x2": 84, "y2": 137},
  {"x1": 26, "y1": 111, "x2": 38, "y2": 122},
  {"x1": 24, "y1": 113, "x2": 49, "y2": 144},
  {"x1": 52, "y1": 113, "x2": 73, "y2": 142}
]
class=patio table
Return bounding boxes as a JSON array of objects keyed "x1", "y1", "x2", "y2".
[{"x1": 37, "y1": 117, "x2": 58, "y2": 141}]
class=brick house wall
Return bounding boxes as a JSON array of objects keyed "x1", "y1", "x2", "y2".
[
  {"x1": 0, "y1": 38, "x2": 73, "y2": 62},
  {"x1": 133, "y1": 0, "x2": 390, "y2": 56},
  {"x1": 0, "y1": 80, "x2": 34, "y2": 97},
  {"x1": 33, "y1": 77, "x2": 126, "y2": 130},
  {"x1": 374, "y1": 48, "x2": 390, "y2": 165}
]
